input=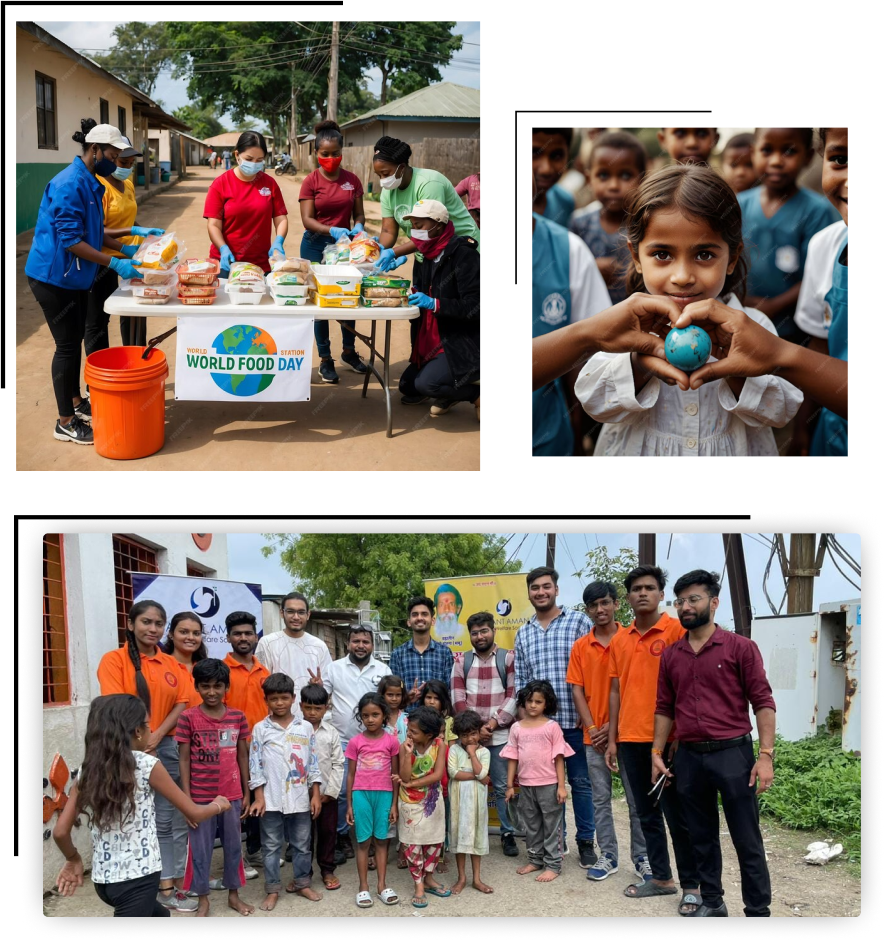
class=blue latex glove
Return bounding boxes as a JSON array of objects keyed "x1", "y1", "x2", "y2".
[
  {"x1": 375, "y1": 248, "x2": 398, "y2": 272},
  {"x1": 219, "y1": 245, "x2": 236, "y2": 273},
  {"x1": 329, "y1": 226, "x2": 350, "y2": 240},
  {"x1": 269, "y1": 235, "x2": 286, "y2": 259},
  {"x1": 349, "y1": 222, "x2": 365, "y2": 237},
  {"x1": 387, "y1": 255, "x2": 408, "y2": 271},
  {"x1": 131, "y1": 226, "x2": 165, "y2": 237},
  {"x1": 109, "y1": 256, "x2": 143, "y2": 280},
  {"x1": 408, "y1": 292, "x2": 435, "y2": 311},
  {"x1": 120, "y1": 243, "x2": 139, "y2": 258}
]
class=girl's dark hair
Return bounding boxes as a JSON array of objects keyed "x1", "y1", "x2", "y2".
[
  {"x1": 354, "y1": 692, "x2": 390, "y2": 726},
  {"x1": 373, "y1": 135, "x2": 412, "y2": 165},
  {"x1": 418, "y1": 679, "x2": 452, "y2": 718},
  {"x1": 77, "y1": 694, "x2": 148, "y2": 833},
  {"x1": 262, "y1": 672, "x2": 295, "y2": 696},
  {"x1": 535, "y1": 127, "x2": 574, "y2": 147},
  {"x1": 754, "y1": 127, "x2": 813, "y2": 153},
  {"x1": 71, "y1": 117, "x2": 97, "y2": 151},
  {"x1": 408, "y1": 705, "x2": 443, "y2": 738},
  {"x1": 236, "y1": 131, "x2": 268, "y2": 157},
  {"x1": 517, "y1": 679, "x2": 558, "y2": 717},
  {"x1": 452, "y1": 709, "x2": 484, "y2": 736},
  {"x1": 590, "y1": 130, "x2": 647, "y2": 176},
  {"x1": 125, "y1": 599, "x2": 167, "y2": 715},
  {"x1": 192, "y1": 657, "x2": 230, "y2": 688},
  {"x1": 315, "y1": 119, "x2": 343, "y2": 149},
  {"x1": 724, "y1": 132, "x2": 755, "y2": 152},
  {"x1": 378, "y1": 675, "x2": 406, "y2": 700},
  {"x1": 623, "y1": 164, "x2": 748, "y2": 304},
  {"x1": 300, "y1": 683, "x2": 330, "y2": 705},
  {"x1": 818, "y1": 128, "x2": 830, "y2": 156},
  {"x1": 160, "y1": 611, "x2": 207, "y2": 662}
]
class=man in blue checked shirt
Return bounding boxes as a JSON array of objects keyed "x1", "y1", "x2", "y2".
[
  {"x1": 514, "y1": 566, "x2": 597, "y2": 868},
  {"x1": 390, "y1": 596, "x2": 455, "y2": 712}
]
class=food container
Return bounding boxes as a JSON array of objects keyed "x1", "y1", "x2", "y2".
[
  {"x1": 135, "y1": 294, "x2": 172, "y2": 305},
  {"x1": 265, "y1": 273, "x2": 309, "y2": 297},
  {"x1": 178, "y1": 280, "x2": 219, "y2": 298},
  {"x1": 228, "y1": 261, "x2": 266, "y2": 285},
  {"x1": 362, "y1": 286, "x2": 409, "y2": 298},
  {"x1": 361, "y1": 296, "x2": 404, "y2": 308},
  {"x1": 361, "y1": 275, "x2": 410, "y2": 290},
  {"x1": 311, "y1": 264, "x2": 362, "y2": 296},
  {"x1": 131, "y1": 280, "x2": 176, "y2": 298},
  {"x1": 268, "y1": 286, "x2": 309, "y2": 306},
  {"x1": 224, "y1": 283, "x2": 266, "y2": 305},
  {"x1": 312, "y1": 291, "x2": 360, "y2": 309},
  {"x1": 270, "y1": 255, "x2": 311, "y2": 276},
  {"x1": 133, "y1": 232, "x2": 182, "y2": 269},
  {"x1": 177, "y1": 258, "x2": 221, "y2": 285},
  {"x1": 143, "y1": 268, "x2": 178, "y2": 285},
  {"x1": 177, "y1": 293, "x2": 218, "y2": 306}
]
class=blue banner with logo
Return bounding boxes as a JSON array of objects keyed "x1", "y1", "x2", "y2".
[{"x1": 131, "y1": 573, "x2": 263, "y2": 658}]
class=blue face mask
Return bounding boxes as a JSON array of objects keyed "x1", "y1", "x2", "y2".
[
  {"x1": 93, "y1": 146, "x2": 119, "y2": 178},
  {"x1": 238, "y1": 159, "x2": 265, "y2": 176},
  {"x1": 112, "y1": 166, "x2": 133, "y2": 181}
]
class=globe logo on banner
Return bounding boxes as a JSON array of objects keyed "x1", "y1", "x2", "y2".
[
  {"x1": 211, "y1": 325, "x2": 278, "y2": 396},
  {"x1": 191, "y1": 586, "x2": 221, "y2": 618}
]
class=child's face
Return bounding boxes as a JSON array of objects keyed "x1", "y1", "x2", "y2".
[
  {"x1": 722, "y1": 146, "x2": 757, "y2": 194},
  {"x1": 423, "y1": 691, "x2": 442, "y2": 711},
  {"x1": 407, "y1": 720, "x2": 432, "y2": 747},
  {"x1": 266, "y1": 691, "x2": 295, "y2": 718},
  {"x1": 383, "y1": 686, "x2": 404, "y2": 711},
  {"x1": 589, "y1": 146, "x2": 643, "y2": 214},
  {"x1": 360, "y1": 703, "x2": 385, "y2": 733},
  {"x1": 657, "y1": 128, "x2": 718, "y2": 165},
  {"x1": 525, "y1": 692, "x2": 547, "y2": 717},
  {"x1": 459, "y1": 729, "x2": 481, "y2": 749},
  {"x1": 300, "y1": 700, "x2": 327, "y2": 725},
  {"x1": 196, "y1": 678, "x2": 227, "y2": 708},
  {"x1": 820, "y1": 128, "x2": 848, "y2": 226},
  {"x1": 753, "y1": 129, "x2": 813, "y2": 194},
  {"x1": 532, "y1": 131, "x2": 569, "y2": 196},
  {"x1": 630, "y1": 208, "x2": 738, "y2": 309}
]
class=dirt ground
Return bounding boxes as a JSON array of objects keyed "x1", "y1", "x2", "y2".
[
  {"x1": 43, "y1": 797, "x2": 859, "y2": 918},
  {"x1": 16, "y1": 167, "x2": 479, "y2": 471}
]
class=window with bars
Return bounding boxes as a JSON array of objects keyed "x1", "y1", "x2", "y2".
[
  {"x1": 114, "y1": 536, "x2": 159, "y2": 647},
  {"x1": 35, "y1": 72, "x2": 57, "y2": 150},
  {"x1": 43, "y1": 535, "x2": 69, "y2": 705}
]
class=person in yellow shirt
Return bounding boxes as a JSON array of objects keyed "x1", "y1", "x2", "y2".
[{"x1": 86, "y1": 136, "x2": 165, "y2": 353}]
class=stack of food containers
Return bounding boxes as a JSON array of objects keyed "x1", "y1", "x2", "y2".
[
  {"x1": 309, "y1": 264, "x2": 362, "y2": 308},
  {"x1": 129, "y1": 270, "x2": 177, "y2": 305},
  {"x1": 224, "y1": 262, "x2": 267, "y2": 305},
  {"x1": 266, "y1": 270, "x2": 311, "y2": 306},
  {"x1": 360, "y1": 275, "x2": 411, "y2": 308},
  {"x1": 176, "y1": 258, "x2": 221, "y2": 305}
]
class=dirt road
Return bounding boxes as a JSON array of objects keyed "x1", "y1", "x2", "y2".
[{"x1": 16, "y1": 167, "x2": 479, "y2": 471}]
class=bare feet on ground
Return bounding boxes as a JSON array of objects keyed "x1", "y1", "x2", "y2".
[
  {"x1": 228, "y1": 891, "x2": 254, "y2": 915},
  {"x1": 517, "y1": 863, "x2": 543, "y2": 875},
  {"x1": 259, "y1": 893, "x2": 278, "y2": 911},
  {"x1": 535, "y1": 870, "x2": 559, "y2": 883}
]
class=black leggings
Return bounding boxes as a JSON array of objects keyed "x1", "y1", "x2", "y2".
[
  {"x1": 84, "y1": 264, "x2": 120, "y2": 357},
  {"x1": 93, "y1": 870, "x2": 169, "y2": 917},
  {"x1": 28, "y1": 277, "x2": 88, "y2": 417}
]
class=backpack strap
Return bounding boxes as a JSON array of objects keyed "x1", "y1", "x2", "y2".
[
  {"x1": 494, "y1": 647, "x2": 509, "y2": 690},
  {"x1": 463, "y1": 651, "x2": 474, "y2": 678}
]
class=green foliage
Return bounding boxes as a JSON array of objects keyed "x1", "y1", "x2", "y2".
[
  {"x1": 91, "y1": 23, "x2": 172, "y2": 98},
  {"x1": 172, "y1": 104, "x2": 226, "y2": 140},
  {"x1": 262, "y1": 534, "x2": 522, "y2": 646},
  {"x1": 573, "y1": 545, "x2": 639, "y2": 625}
]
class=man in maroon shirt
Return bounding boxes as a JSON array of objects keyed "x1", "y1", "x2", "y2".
[{"x1": 653, "y1": 570, "x2": 776, "y2": 918}]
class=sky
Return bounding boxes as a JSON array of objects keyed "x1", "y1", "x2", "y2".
[
  {"x1": 228, "y1": 532, "x2": 861, "y2": 629},
  {"x1": 35, "y1": 20, "x2": 479, "y2": 128}
]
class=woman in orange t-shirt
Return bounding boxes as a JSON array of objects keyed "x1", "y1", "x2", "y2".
[{"x1": 160, "y1": 611, "x2": 207, "y2": 709}]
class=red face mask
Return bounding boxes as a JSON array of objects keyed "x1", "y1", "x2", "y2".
[{"x1": 318, "y1": 155, "x2": 342, "y2": 172}]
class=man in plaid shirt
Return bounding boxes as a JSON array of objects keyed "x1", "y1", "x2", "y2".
[
  {"x1": 451, "y1": 611, "x2": 519, "y2": 856},
  {"x1": 514, "y1": 566, "x2": 597, "y2": 868},
  {"x1": 390, "y1": 595, "x2": 455, "y2": 712}
]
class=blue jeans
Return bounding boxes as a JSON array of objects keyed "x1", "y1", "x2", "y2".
[
  {"x1": 562, "y1": 726, "x2": 595, "y2": 843},
  {"x1": 337, "y1": 755, "x2": 350, "y2": 835},
  {"x1": 488, "y1": 742, "x2": 514, "y2": 834},
  {"x1": 260, "y1": 810, "x2": 312, "y2": 893},
  {"x1": 300, "y1": 231, "x2": 355, "y2": 358}
]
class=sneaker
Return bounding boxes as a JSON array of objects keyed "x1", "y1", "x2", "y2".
[
  {"x1": 245, "y1": 849, "x2": 263, "y2": 868},
  {"x1": 578, "y1": 840, "x2": 598, "y2": 869},
  {"x1": 430, "y1": 399, "x2": 457, "y2": 416},
  {"x1": 634, "y1": 854, "x2": 653, "y2": 882},
  {"x1": 244, "y1": 866, "x2": 259, "y2": 880},
  {"x1": 54, "y1": 416, "x2": 94, "y2": 445},
  {"x1": 334, "y1": 846, "x2": 348, "y2": 865},
  {"x1": 586, "y1": 852, "x2": 619, "y2": 881},
  {"x1": 73, "y1": 398, "x2": 92, "y2": 422},
  {"x1": 338, "y1": 832, "x2": 355, "y2": 859},
  {"x1": 400, "y1": 394, "x2": 429, "y2": 405},
  {"x1": 501, "y1": 832, "x2": 518, "y2": 857},
  {"x1": 318, "y1": 358, "x2": 339, "y2": 384},
  {"x1": 157, "y1": 889, "x2": 198, "y2": 911},
  {"x1": 340, "y1": 349, "x2": 368, "y2": 374}
]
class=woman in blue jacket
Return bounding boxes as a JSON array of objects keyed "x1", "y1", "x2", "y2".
[{"x1": 25, "y1": 121, "x2": 143, "y2": 446}]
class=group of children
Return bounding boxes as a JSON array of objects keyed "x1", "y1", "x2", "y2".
[{"x1": 532, "y1": 126, "x2": 848, "y2": 457}]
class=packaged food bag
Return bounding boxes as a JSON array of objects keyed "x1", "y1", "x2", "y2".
[
  {"x1": 361, "y1": 275, "x2": 411, "y2": 290},
  {"x1": 361, "y1": 296, "x2": 404, "y2": 308},
  {"x1": 362, "y1": 286, "x2": 409, "y2": 298},
  {"x1": 133, "y1": 232, "x2": 182, "y2": 269},
  {"x1": 266, "y1": 270, "x2": 306, "y2": 287},
  {"x1": 322, "y1": 244, "x2": 340, "y2": 265},
  {"x1": 270, "y1": 255, "x2": 311, "y2": 275},
  {"x1": 334, "y1": 232, "x2": 352, "y2": 263},
  {"x1": 349, "y1": 232, "x2": 381, "y2": 265},
  {"x1": 228, "y1": 261, "x2": 265, "y2": 284}
]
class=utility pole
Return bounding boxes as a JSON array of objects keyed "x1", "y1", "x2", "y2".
[
  {"x1": 327, "y1": 21, "x2": 339, "y2": 122},
  {"x1": 785, "y1": 534, "x2": 824, "y2": 614},
  {"x1": 545, "y1": 534, "x2": 556, "y2": 569},
  {"x1": 638, "y1": 534, "x2": 656, "y2": 566},
  {"x1": 289, "y1": 63, "x2": 297, "y2": 158},
  {"x1": 722, "y1": 534, "x2": 752, "y2": 637}
]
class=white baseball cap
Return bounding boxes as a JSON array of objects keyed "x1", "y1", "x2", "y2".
[
  {"x1": 84, "y1": 124, "x2": 129, "y2": 149},
  {"x1": 403, "y1": 199, "x2": 449, "y2": 224}
]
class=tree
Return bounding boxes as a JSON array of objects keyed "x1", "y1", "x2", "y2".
[
  {"x1": 173, "y1": 104, "x2": 226, "y2": 140},
  {"x1": 262, "y1": 534, "x2": 522, "y2": 645},
  {"x1": 90, "y1": 23, "x2": 172, "y2": 99},
  {"x1": 572, "y1": 546, "x2": 639, "y2": 626}
]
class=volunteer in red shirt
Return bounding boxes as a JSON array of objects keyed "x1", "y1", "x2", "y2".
[
  {"x1": 299, "y1": 119, "x2": 368, "y2": 385},
  {"x1": 204, "y1": 130, "x2": 288, "y2": 276}
]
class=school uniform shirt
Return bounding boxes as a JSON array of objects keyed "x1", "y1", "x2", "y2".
[
  {"x1": 203, "y1": 169, "x2": 287, "y2": 272},
  {"x1": 299, "y1": 168, "x2": 363, "y2": 229},
  {"x1": 325, "y1": 655, "x2": 390, "y2": 744},
  {"x1": 90, "y1": 751, "x2": 162, "y2": 884},
  {"x1": 248, "y1": 716, "x2": 322, "y2": 814},
  {"x1": 97, "y1": 646, "x2": 189, "y2": 734},
  {"x1": 532, "y1": 212, "x2": 612, "y2": 456},
  {"x1": 568, "y1": 206, "x2": 631, "y2": 305},
  {"x1": 254, "y1": 630, "x2": 333, "y2": 718},
  {"x1": 99, "y1": 176, "x2": 141, "y2": 259},
  {"x1": 792, "y1": 219, "x2": 849, "y2": 455},
  {"x1": 543, "y1": 183, "x2": 575, "y2": 228},
  {"x1": 175, "y1": 706, "x2": 250, "y2": 803},
  {"x1": 737, "y1": 185, "x2": 840, "y2": 334},
  {"x1": 565, "y1": 624, "x2": 626, "y2": 741},
  {"x1": 223, "y1": 654, "x2": 271, "y2": 732},
  {"x1": 575, "y1": 293, "x2": 804, "y2": 456}
]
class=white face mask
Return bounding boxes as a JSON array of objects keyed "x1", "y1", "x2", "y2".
[
  {"x1": 379, "y1": 165, "x2": 403, "y2": 190},
  {"x1": 410, "y1": 223, "x2": 441, "y2": 241}
]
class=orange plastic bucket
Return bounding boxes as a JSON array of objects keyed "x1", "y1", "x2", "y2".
[{"x1": 84, "y1": 347, "x2": 169, "y2": 460}]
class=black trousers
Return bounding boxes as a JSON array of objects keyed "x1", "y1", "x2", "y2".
[
  {"x1": 244, "y1": 788, "x2": 261, "y2": 855},
  {"x1": 399, "y1": 355, "x2": 479, "y2": 403},
  {"x1": 84, "y1": 263, "x2": 119, "y2": 357},
  {"x1": 618, "y1": 741, "x2": 699, "y2": 887},
  {"x1": 93, "y1": 870, "x2": 169, "y2": 917},
  {"x1": 674, "y1": 740, "x2": 772, "y2": 916}
]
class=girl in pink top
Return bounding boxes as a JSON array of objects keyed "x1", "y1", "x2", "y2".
[{"x1": 501, "y1": 680, "x2": 574, "y2": 881}]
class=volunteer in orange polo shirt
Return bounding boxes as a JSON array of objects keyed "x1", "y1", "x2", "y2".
[
  {"x1": 567, "y1": 581, "x2": 648, "y2": 883},
  {"x1": 604, "y1": 565, "x2": 700, "y2": 916},
  {"x1": 222, "y1": 611, "x2": 270, "y2": 870},
  {"x1": 159, "y1": 611, "x2": 207, "y2": 709},
  {"x1": 96, "y1": 599, "x2": 197, "y2": 912}
]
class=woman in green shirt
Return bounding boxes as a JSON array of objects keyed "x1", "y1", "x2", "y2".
[{"x1": 372, "y1": 136, "x2": 480, "y2": 272}]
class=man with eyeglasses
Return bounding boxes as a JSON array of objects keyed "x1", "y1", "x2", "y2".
[{"x1": 653, "y1": 570, "x2": 776, "y2": 917}]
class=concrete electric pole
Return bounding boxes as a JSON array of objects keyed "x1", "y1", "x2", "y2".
[{"x1": 327, "y1": 22, "x2": 340, "y2": 122}]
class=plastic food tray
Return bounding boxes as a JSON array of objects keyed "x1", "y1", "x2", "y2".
[
  {"x1": 135, "y1": 294, "x2": 172, "y2": 305},
  {"x1": 132, "y1": 280, "x2": 176, "y2": 298},
  {"x1": 312, "y1": 292, "x2": 360, "y2": 309},
  {"x1": 224, "y1": 283, "x2": 266, "y2": 305},
  {"x1": 311, "y1": 264, "x2": 362, "y2": 295},
  {"x1": 268, "y1": 289, "x2": 308, "y2": 306},
  {"x1": 265, "y1": 276, "x2": 309, "y2": 297},
  {"x1": 177, "y1": 259, "x2": 221, "y2": 285},
  {"x1": 178, "y1": 280, "x2": 219, "y2": 297},
  {"x1": 177, "y1": 293, "x2": 217, "y2": 306},
  {"x1": 142, "y1": 268, "x2": 177, "y2": 285}
]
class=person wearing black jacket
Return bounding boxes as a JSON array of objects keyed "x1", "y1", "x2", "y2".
[{"x1": 399, "y1": 199, "x2": 480, "y2": 421}]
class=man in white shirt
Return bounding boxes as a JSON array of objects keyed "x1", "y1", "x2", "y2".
[
  {"x1": 254, "y1": 591, "x2": 332, "y2": 718},
  {"x1": 326, "y1": 624, "x2": 390, "y2": 859}
]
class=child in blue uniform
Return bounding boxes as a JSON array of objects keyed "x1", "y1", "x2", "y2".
[
  {"x1": 533, "y1": 129, "x2": 574, "y2": 226},
  {"x1": 657, "y1": 128, "x2": 718, "y2": 166}
]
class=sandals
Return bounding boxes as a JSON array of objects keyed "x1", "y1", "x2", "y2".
[
  {"x1": 424, "y1": 884, "x2": 451, "y2": 898},
  {"x1": 322, "y1": 875, "x2": 341, "y2": 890},
  {"x1": 679, "y1": 891, "x2": 702, "y2": 916},
  {"x1": 624, "y1": 880, "x2": 678, "y2": 898},
  {"x1": 411, "y1": 895, "x2": 428, "y2": 908},
  {"x1": 356, "y1": 890, "x2": 373, "y2": 908},
  {"x1": 377, "y1": 887, "x2": 399, "y2": 905}
]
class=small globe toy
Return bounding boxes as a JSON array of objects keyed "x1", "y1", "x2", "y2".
[{"x1": 664, "y1": 326, "x2": 712, "y2": 372}]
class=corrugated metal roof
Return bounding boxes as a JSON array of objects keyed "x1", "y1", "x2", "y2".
[
  {"x1": 340, "y1": 81, "x2": 480, "y2": 127},
  {"x1": 204, "y1": 132, "x2": 275, "y2": 147}
]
